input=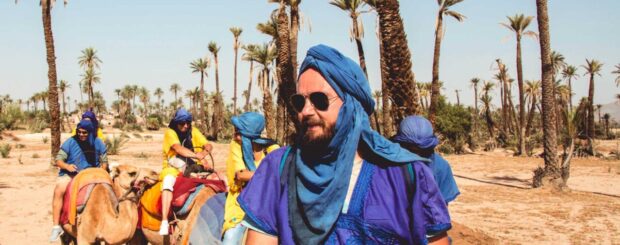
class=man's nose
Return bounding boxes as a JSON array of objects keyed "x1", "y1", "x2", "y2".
[{"x1": 300, "y1": 97, "x2": 316, "y2": 116}]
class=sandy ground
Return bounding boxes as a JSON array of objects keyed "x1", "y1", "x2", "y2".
[{"x1": 0, "y1": 128, "x2": 619, "y2": 244}]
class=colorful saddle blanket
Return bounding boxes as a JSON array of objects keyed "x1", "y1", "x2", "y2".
[
  {"x1": 60, "y1": 168, "x2": 115, "y2": 225},
  {"x1": 139, "y1": 174, "x2": 226, "y2": 231}
]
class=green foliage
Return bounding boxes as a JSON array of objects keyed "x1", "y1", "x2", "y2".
[
  {"x1": 0, "y1": 143, "x2": 11, "y2": 158},
  {"x1": 104, "y1": 134, "x2": 129, "y2": 155},
  {"x1": 434, "y1": 97, "x2": 472, "y2": 154},
  {"x1": 0, "y1": 104, "x2": 24, "y2": 131},
  {"x1": 146, "y1": 115, "x2": 162, "y2": 131}
]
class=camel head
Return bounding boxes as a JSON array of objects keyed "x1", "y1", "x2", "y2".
[{"x1": 110, "y1": 164, "x2": 159, "y2": 199}]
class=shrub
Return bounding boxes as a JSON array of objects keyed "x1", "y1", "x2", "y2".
[
  {"x1": 0, "y1": 144, "x2": 11, "y2": 158},
  {"x1": 104, "y1": 134, "x2": 129, "y2": 155},
  {"x1": 0, "y1": 104, "x2": 24, "y2": 132},
  {"x1": 146, "y1": 117, "x2": 161, "y2": 131},
  {"x1": 435, "y1": 97, "x2": 472, "y2": 154},
  {"x1": 28, "y1": 119, "x2": 48, "y2": 133},
  {"x1": 123, "y1": 123, "x2": 143, "y2": 132}
]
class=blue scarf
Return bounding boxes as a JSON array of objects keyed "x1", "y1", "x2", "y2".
[
  {"x1": 231, "y1": 112, "x2": 266, "y2": 171},
  {"x1": 392, "y1": 115, "x2": 439, "y2": 149},
  {"x1": 81, "y1": 110, "x2": 99, "y2": 131},
  {"x1": 289, "y1": 44, "x2": 428, "y2": 244}
]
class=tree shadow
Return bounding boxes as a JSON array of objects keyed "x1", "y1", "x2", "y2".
[
  {"x1": 490, "y1": 175, "x2": 532, "y2": 186},
  {"x1": 454, "y1": 174, "x2": 531, "y2": 190}
]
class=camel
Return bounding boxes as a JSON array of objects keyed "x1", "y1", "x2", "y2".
[
  {"x1": 138, "y1": 172, "x2": 226, "y2": 245},
  {"x1": 60, "y1": 164, "x2": 158, "y2": 245}
]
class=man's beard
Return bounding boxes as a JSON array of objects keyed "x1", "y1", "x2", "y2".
[{"x1": 300, "y1": 117, "x2": 335, "y2": 152}]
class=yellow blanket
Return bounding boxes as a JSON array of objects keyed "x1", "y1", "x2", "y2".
[{"x1": 140, "y1": 182, "x2": 163, "y2": 231}]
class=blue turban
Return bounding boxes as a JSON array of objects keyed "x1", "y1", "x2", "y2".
[
  {"x1": 168, "y1": 108, "x2": 194, "y2": 153},
  {"x1": 289, "y1": 44, "x2": 428, "y2": 244},
  {"x1": 76, "y1": 119, "x2": 96, "y2": 148},
  {"x1": 392, "y1": 115, "x2": 439, "y2": 149},
  {"x1": 231, "y1": 112, "x2": 266, "y2": 171},
  {"x1": 81, "y1": 110, "x2": 99, "y2": 131},
  {"x1": 168, "y1": 108, "x2": 193, "y2": 128}
]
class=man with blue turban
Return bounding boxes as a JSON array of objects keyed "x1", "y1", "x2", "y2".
[
  {"x1": 392, "y1": 115, "x2": 460, "y2": 204},
  {"x1": 71, "y1": 110, "x2": 106, "y2": 141},
  {"x1": 222, "y1": 112, "x2": 279, "y2": 244},
  {"x1": 159, "y1": 108, "x2": 213, "y2": 235},
  {"x1": 238, "y1": 45, "x2": 451, "y2": 244},
  {"x1": 49, "y1": 119, "x2": 108, "y2": 241}
]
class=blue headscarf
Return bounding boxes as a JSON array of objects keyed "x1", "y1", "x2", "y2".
[
  {"x1": 231, "y1": 112, "x2": 266, "y2": 171},
  {"x1": 289, "y1": 44, "x2": 428, "y2": 244},
  {"x1": 76, "y1": 119, "x2": 97, "y2": 147},
  {"x1": 392, "y1": 115, "x2": 439, "y2": 149},
  {"x1": 81, "y1": 110, "x2": 99, "y2": 132},
  {"x1": 168, "y1": 108, "x2": 195, "y2": 154}
]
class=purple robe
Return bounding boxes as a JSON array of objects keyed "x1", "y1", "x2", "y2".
[{"x1": 238, "y1": 147, "x2": 451, "y2": 244}]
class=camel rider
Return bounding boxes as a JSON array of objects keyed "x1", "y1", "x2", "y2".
[
  {"x1": 71, "y1": 110, "x2": 106, "y2": 141},
  {"x1": 159, "y1": 108, "x2": 213, "y2": 236},
  {"x1": 392, "y1": 115, "x2": 460, "y2": 205},
  {"x1": 222, "y1": 112, "x2": 279, "y2": 245},
  {"x1": 49, "y1": 119, "x2": 108, "y2": 242}
]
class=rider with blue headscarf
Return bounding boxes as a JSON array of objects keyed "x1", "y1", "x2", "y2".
[
  {"x1": 393, "y1": 115, "x2": 460, "y2": 204},
  {"x1": 49, "y1": 119, "x2": 107, "y2": 242},
  {"x1": 71, "y1": 110, "x2": 106, "y2": 141},
  {"x1": 222, "y1": 112, "x2": 279, "y2": 244},
  {"x1": 238, "y1": 44, "x2": 451, "y2": 244}
]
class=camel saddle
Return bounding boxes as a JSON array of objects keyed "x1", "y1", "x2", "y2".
[
  {"x1": 60, "y1": 168, "x2": 116, "y2": 226},
  {"x1": 139, "y1": 174, "x2": 226, "y2": 231}
]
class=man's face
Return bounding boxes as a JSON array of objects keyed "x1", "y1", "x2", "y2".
[
  {"x1": 176, "y1": 121, "x2": 190, "y2": 133},
  {"x1": 76, "y1": 128, "x2": 89, "y2": 142},
  {"x1": 296, "y1": 69, "x2": 343, "y2": 148}
]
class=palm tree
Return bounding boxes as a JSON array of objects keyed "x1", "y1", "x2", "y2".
[
  {"x1": 273, "y1": 0, "x2": 297, "y2": 143},
  {"x1": 532, "y1": 0, "x2": 561, "y2": 188},
  {"x1": 471, "y1": 78, "x2": 480, "y2": 136},
  {"x1": 365, "y1": 0, "x2": 420, "y2": 126},
  {"x1": 596, "y1": 104, "x2": 603, "y2": 124},
  {"x1": 269, "y1": 0, "x2": 302, "y2": 78},
  {"x1": 190, "y1": 57, "x2": 209, "y2": 128},
  {"x1": 169, "y1": 83, "x2": 181, "y2": 107},
  {"x1": 582, "y1": 59, "x2": 603, "y2": 143},
  {"x1": 138, "y1": 87, "x2": 150, "y2": 120},
  {"x1": 502, "y1": 14, "x2": 537, "y2": 156},
  {"x1": 562, "y1": 65, "x2": 579, "y2": 111},
  {"x1": 246, "y1": 43, "x2": 278, "y2": 138},
  {"x1": 208, "y1": 41, "x2": 223, "y2": 140},
  {"x1": 524, "y1": 80, "x2": 541, "y2": 137},
  {"x1": 230, "y1": 27, "x2": 243, "y2": 115},
  {"x1": 80, "y1": 68, "x2": 101, "y2": 107},
  {"x1": 613, "y1": 64, "x2": 620, "y2": 87},
  {"x1": 330, "y1": 0, "x2": 369, "y2": 77},
  {"x1": 58, "y1": 80, "x2": 70, "y2": 115},
  {"x1": 602, "y1": 113, "x2": 611, "y2": 138},
  {"x1": 242, "y1": 44, "x2": 259, "y2": 112},
  {"x1": 551, "y1": 51, "x2": 566, "y2": 80},
  {"x1": 78, "y1": 47, "x2": 102, "y2": 106},
  {"x1": 429, "y1": 0, "x2": 465, "y2": 125},
  {"x1": 154, "y1": 87, "x2": 164, "y2": 112}
]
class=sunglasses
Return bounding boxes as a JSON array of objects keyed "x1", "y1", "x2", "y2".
[
  {"x1": 178, "y1": 121, "x2": 191, "y2": 126},
  {"x1": 290, "y1": 92, "x2": 339, "y2": 113},
  {"x1": 76, "y1": 130, "x2": 89, "y2": 135}
]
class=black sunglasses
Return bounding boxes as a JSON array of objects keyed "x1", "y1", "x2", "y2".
[
  {"x1": 76, "y1": 130, "x2": 89, "y2": 135},
  {"x1": 290, "y1": 92, "x2": 338, "y2": 113}
]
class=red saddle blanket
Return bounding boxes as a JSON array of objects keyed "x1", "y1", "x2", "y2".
[
  {"x1": 59, "y1": 168, "x2": 115, "y2": 225},
  {"x1": 139, "y1": 174, "x2": 226, "y2": 231}
]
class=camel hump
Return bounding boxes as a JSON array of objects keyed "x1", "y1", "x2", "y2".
[{"x1": 66, "y1": 168, "x2": 113, "y2": 226}]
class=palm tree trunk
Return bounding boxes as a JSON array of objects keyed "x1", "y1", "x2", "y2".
[
  {"x1": 262, "y1": 70, "x2": 275, "y2": 139},
  {"x1": 525, "y1": 95, "x2": 537, "y2": 137},
  {"x1": 276, "y1": 3, "x2": 297, "y2": 143},
  {"x1": 42, "y1": 0, "x2": 61, "y2": 157},
  {"x1": 378, "y1": 23, "x2": 393, "y2": 137},
  {"x1": 290, "y1": 4, "x2": 300, "y2": 80},
  {"x1": 429, "y1": 12, "x2": 444, "y2": 126},
  {"x1": 352, "y1": 15, "x2": 368, "y2": 78},
  {"x1": 200, "y1": 72, "x2": 207, "y2": 131},
  {"x1": 474, "y1": 85, "x2": 479, "y2": 136},
  {"x1": 233, "y1": 45, "x2": 239, "y2": 115},
  {"x1": 587, "y1": 73, "x2": 595, "y2": 147},
  {"x1": 516, "y1": 37, "x2": 527, "y2": 156},
  {"x1": 533, "y1": 0, "x2": 561, "y2": 188},
  {"x1": 375, "y1": 0, "x2": 420, "y2": 127},
  {"x1": 568, "y1": 77, "x2": 573, "y2": 111},
  {"x1": 244, "y1": 61, "x2": 254, "y2": 112}
]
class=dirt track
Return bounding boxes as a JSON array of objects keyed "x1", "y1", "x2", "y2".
[{"x1": 1, "y1": 128, "x2": 619, "y2": 244}]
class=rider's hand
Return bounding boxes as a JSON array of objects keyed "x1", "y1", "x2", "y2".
[
  {"x1": 195, "y1": 151, "x2": 207, "y2": 160},
  {"x1": 64, "y1": 163, "x2": 78, "y2": 172},
  {"x1": 203, "y1": 144, "x2": 213, "y2": 154}
]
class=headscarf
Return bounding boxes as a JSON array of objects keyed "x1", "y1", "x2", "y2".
[
  {"x1": 289, "y1": 44, "x2": 428, "y2": 244},
  {"x1": 168, "y1": 109, "x2": 195, "y2": 162},
  {"x1": 81, "y1": 110, "x2": 99, "y2": 131},
  {"x1": 231, "y1": 112, "x2": 266, "y2": 171},
  {"x1": 392, "y1": 115, "x2": 439, "y2": 150},
  {"x1": 74, "y1": 119, "x2": 97, "y2": 164}
]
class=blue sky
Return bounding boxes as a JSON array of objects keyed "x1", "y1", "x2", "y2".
[{"x1": 1, "y1": 0, "x2": 619, "y2": 110}]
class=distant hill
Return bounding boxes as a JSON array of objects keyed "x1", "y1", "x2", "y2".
[{"x1": 601, "y1": 101, "x2": 620, "y2": 123}]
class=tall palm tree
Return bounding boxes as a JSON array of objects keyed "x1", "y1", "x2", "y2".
[
  {"x1": 533, "y1": 0, "x2": 561, "y2": 188},
  {"x1": 429, "y1": 0, "x2": 465, "y2": 125},
  {"x1": 190, "y1": 58, "x2": 209, "y2": 130},
  {"x1": 246, "y1": 43, "x2": 277, "y2": 138},
  {"x1": 582, "y1": 59, "x2": 603, "y2": 142},
  {"x1": 613, "y1": 64, "x2": 620, "y2": 87},
  {"x1": 138, "y1": 87, "x2": 150, "y2": 120},
  {"x1": 502, "y1": 14, "x2": 537, "y2": 156},
  {"x1": 58, "y1": 80, "x2": 70, "y2": 115},
  {"x1": 365, "y1": 0, "x2": 420, "y2": 126},
  {"x1": 230, "y1": 27, "x2": 243, "y2": 115},
  {"x1": 273, "y1": 0, "x2": 297, "y2": 143},
  {"x1": 551, "y1": 51, "x2": 566, "y2": 80},
  {"x1": 595, "y1": 104, "x2": 603, "y2": 124},
  {"x1": 330, "y1": 0, "x2": 369, "y2": 77},
  {"x1": 561, "y1": 65, "x2": 579, "y2": 111},
  {"x1": 524, "y1": 80, "x2": 541, "y2": 137},
  {"x1": 154, "y1": 87, "x2": 164, "y2": 112},
  {"x1": 470, "y1": 78, "x2": 480, "y2": 136},
  {"x1": 169, "y1": 83, "x2": 181, "y2": 108},
  {"x1": 78, "y1": 47, "x2": 102, "y2": 106},
  {"x1": 79, "y1": 68, "x2": 101, "y2": 108},
  {"x1": 208, "y1": 41, "x2": 223, "y2": 140},
  {"x1": 602, "y1": 113, "x2": 611, "y2": 138},
  {"x1": 242, "y1": 44, "x2": 259, "y2": 112}
]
